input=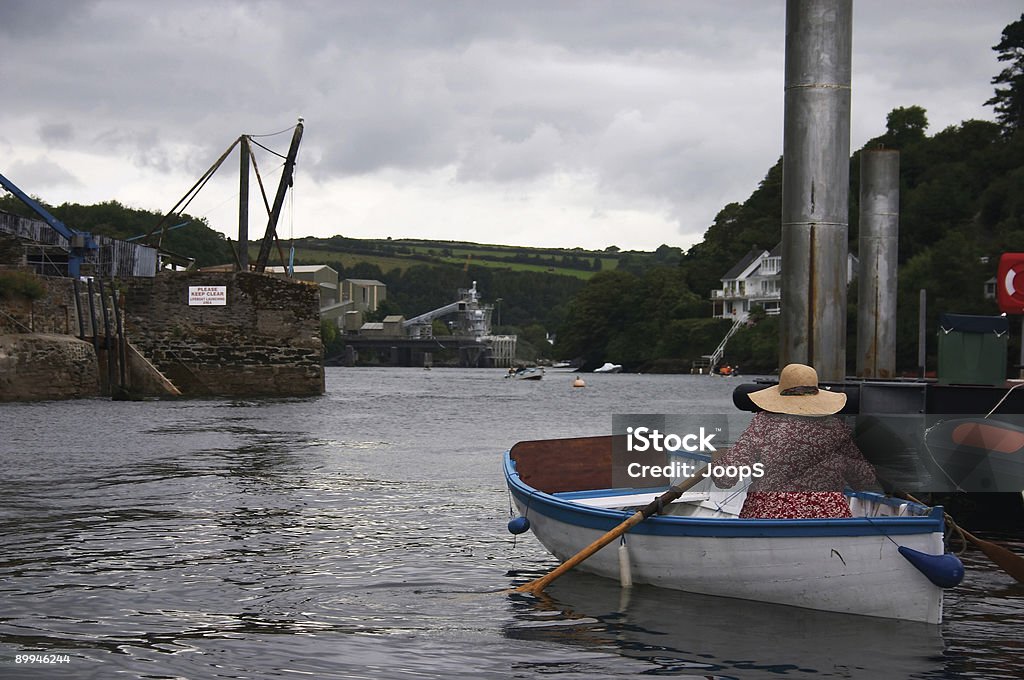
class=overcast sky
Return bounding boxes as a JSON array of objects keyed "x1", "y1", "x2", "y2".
[{"x1": 0, "y1": 1, "x2": 1019, "y2": 251}]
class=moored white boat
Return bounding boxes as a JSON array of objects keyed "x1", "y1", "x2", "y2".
[
  {"x1": 505, "y1": 435, "x2": 960, "y2": 624},
  {"x1": 506, "y1": 366, "x2": 544, "y2": 381},
  {"x1": 593, "y1": 362, "x2": 622, "y2": 373}
]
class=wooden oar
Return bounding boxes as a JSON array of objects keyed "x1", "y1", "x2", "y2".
[
  {"x1": 512, "y1": 465, "x2": 709, "y2": 596},
  {"x1": 900, "y1": 492, "x2": 1024, "y2": 584}
]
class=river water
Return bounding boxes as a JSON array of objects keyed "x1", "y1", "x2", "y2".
[{"x1": 1, "y1": 368, "x2": 1022, "y2": 679}]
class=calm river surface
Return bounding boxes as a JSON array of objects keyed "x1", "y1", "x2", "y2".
[{"x1": 1, "y1": 368, "x2": 1022, "y2": 679}]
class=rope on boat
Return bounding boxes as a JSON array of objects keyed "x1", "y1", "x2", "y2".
[
  {"x1": 943, "y1": 511, "x2": 969, "y2": 556},
  {"x1": 985, "y1": 382, "x2": 1024, "y2": 418},
  {"x1": 919, "y1": 432, "x2": 967, "y2": 493}
]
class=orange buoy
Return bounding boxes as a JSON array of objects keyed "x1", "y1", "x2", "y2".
[{"x1": 572, "y1": 376, "x2": 586, "y2": 388}]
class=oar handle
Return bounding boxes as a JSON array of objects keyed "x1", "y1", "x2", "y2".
[{"x1": 514, "y1": 465, "x2": 709, "y2": 595}]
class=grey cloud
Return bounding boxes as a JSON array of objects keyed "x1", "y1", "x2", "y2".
[
  {"x1": 8, "y1": 157, "x2": 82, "y2": 190},
  {"x1": 38, "y1": 122, "x2": 74, "y2": 146},
  {"x1": 0, "y1": 0, "x2": 95, "y2": 36},
  {"x1": 1, "y1": 0, "x2": 1020, "y2": 246}
]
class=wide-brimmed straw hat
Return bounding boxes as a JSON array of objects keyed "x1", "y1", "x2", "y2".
[{"x1": 748, "y1": 363, "x2": 846, "y2": 416}]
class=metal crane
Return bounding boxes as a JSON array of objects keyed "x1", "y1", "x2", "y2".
[
  {"x1": 0, "y1": 171, "x2": 98, "y2": 277},
  {"x1": 254, "y1": 119, "x2": 304, "y2": 273}
]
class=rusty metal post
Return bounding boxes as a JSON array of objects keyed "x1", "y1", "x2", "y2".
[
  {"x1": 856, "y1": 149, "x2": 900, "y2": 378},
  {"x1": 780, "y1": 0, "x2": 852, "y2": 381}
]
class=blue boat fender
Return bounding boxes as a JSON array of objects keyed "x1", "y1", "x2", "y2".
[
  {"x1": 898, "y1": 546, "x2": 965, "y2": 589},
  {"x1": 507, "y1": 516, "x2": 531, "y2": 535}
]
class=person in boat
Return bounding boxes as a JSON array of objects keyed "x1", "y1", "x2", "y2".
[
  {"x1": 710, "y1": 362, "x2": 879, "y2": 519},
  {"x1": 719, "y1": 364, "x2": 732, "y2": 376}
]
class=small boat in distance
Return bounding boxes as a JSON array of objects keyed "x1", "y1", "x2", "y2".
[
  {"x1": 506, "y1": 366, "x2": 544, "y2": 381},
  {"x1": 593, "y1": 362, "x2": 622, "y2": 373},
  {"x1": 505, "y1": 435, "x2": 961, "y2": 624}
]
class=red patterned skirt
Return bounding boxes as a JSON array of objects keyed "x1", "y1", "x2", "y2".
[{"x1": 738, "y1": 491, "x2": 853, "y2": 519}]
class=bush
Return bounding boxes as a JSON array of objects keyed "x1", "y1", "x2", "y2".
[{"x1": 0, "y1": 270, "x2": 46, "y2": 301}]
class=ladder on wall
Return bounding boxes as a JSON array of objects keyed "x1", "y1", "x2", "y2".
[{"x1": 695, "y1": 318, "x2": 744, "y2": 373}]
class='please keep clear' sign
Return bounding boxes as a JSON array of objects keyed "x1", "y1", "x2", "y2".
[{"x1": 188, "y1": 286, "x2": 227, "y2": 306}]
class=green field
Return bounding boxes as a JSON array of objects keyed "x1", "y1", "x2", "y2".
[{"x1": 265, "y1": 236, "x2": 628, "y2": 279}]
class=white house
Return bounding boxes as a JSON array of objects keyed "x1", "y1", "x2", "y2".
[{"x1": 711, "y1": 243, "x2": 857, "y2": 322}]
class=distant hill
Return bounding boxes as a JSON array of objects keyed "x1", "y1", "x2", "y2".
[{"x1": 281, "y1": 235, "x2": 630, "y2": 280}]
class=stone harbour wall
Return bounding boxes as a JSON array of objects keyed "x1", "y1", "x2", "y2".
[
  {"x1": 122, "y1": 271, "x2": 324, "y2": 397},
  {"x1": 0, "y1": 268, "x2": 324, "y2": 400},
  {"x1": 0, "y1": 333, "x2": 100, "y2": 401},
  {"x1": 0, "y1": 274, "x2": 79, "y2": 336}
]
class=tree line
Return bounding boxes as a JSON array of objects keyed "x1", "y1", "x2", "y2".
[{"x1": 554, "y1": 12, "x2": 1024, "y2": 374}]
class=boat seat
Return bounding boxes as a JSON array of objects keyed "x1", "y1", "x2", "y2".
[{"x1": 565, "y1": 491, "x2": 711, "y2": 509}]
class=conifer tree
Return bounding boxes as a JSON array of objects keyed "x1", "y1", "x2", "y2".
[{"x1": 986, "y1": 13, "x2": 1024, "y2": 134}]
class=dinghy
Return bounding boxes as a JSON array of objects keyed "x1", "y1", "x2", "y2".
[
  {"x1": 506, "y1": 366, "x2": 544, "y2": 381},
  {"x1": 505, "y1": 435, "x2": 962, "y2": 624}
]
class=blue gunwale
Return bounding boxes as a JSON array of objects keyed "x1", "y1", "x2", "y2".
[{"x1": 504, "y1": 451, "x2": 945, "y2": 539}]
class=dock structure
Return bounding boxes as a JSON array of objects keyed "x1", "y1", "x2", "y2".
[
  {"x1": 1, "y1": 209, "x2": 325, "y2": 399},
  {"x1": 338, "y1": 281, "x2": 517, "y2": 367}
]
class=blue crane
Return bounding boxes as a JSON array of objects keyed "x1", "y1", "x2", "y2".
[{"x1": 0, "y1": 171, "x2": 98, "y2": 277}]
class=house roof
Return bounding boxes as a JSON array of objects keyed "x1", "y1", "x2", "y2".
[
  {"x1": 722, "y1": 247, "x2": 767, "y2": 280},
  {"x1": 266, "y1": 265, "x2": 339, "y2": 275},
  {"x1": 345, "y1": 278, "x2": 386, "y2": 286}
]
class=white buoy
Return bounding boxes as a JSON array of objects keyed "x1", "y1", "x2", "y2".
[
  {"x1": 572, "y1": 376, "x2": 586, "y2": 388},
  {"x1": 618, "y1": 542, "x2": 633, "y2": 588}
]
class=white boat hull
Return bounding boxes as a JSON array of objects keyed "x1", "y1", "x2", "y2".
[
  {"x1": 504, "y1": 440, "x2": 953, "y2": 624},
  {"x1": 517, "y1": 504, "x2": 944, "y2": 623}
]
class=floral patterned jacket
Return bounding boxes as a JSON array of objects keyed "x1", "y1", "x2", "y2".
[{"x1": 713, "y1": 411, "x2": 879, "y2": 493}]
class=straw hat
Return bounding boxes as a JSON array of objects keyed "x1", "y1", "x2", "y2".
[{"x1": 748, "y1": 363, "x2": 846, "y2": 416}]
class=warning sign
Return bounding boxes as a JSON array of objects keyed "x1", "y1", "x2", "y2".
[{"x1": 188, "y1": 286, "x2": 227, "y2": 306}]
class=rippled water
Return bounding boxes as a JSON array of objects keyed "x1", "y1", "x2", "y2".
[{"x1": 1, "y1": 368, "x2": 1022, "y2": 679}]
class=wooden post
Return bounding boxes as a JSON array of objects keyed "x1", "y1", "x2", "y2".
[
  {"x1": 98, "y1": 278, "x2": 114, "y2": 396},
  {"x1": 238, "y1": 135, "x2": 250, "y2": 271},
  {"x1": 255, "y1": 119, "x2": 304, "y2": 272},
  {"x1": 113, "y1": 287, "x2": 128, "y2": 392}
]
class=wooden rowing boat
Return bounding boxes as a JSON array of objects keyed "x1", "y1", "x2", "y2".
[{"x1": 505, "y1": 435, "x2": 961, "y2": 624}]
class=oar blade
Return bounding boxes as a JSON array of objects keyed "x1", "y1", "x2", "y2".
[{"x1": 969, "y1": 535, "x2": 1024, "y2": 584}]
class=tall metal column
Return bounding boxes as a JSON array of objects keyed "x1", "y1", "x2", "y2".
[
  {"x1": 780, "y1": 0, "x2": 852, "y2": 381},
  {"x1": 856, "y1": 149, "x2": 900, "y2": 378}
]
